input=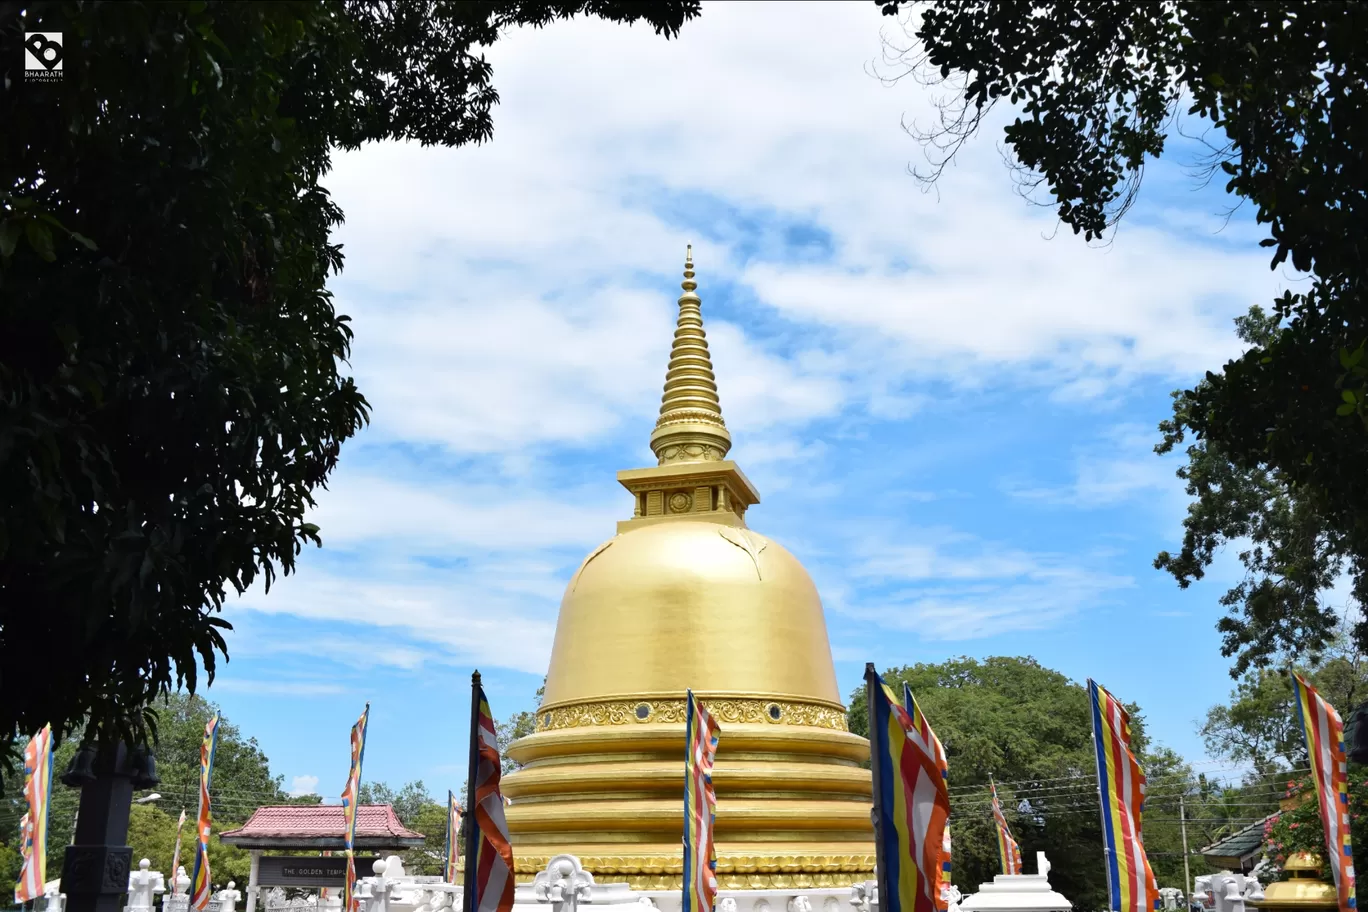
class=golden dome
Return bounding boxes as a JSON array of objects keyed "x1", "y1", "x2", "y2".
[
  {"x1": 501, "y1": 248, "x2": 875, "y2": 889},
  {"x1": 542, "y1": 520, "x2": 841, "y2": 706},
  {"x1": 1250, "y1": 854, "x2": 1338, "y2": 910}
]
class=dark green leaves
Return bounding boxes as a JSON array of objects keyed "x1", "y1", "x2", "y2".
[
  {"x1": 884, "y1": 0, "x2": 1368, "y2": 673},
  {"x1": 0, "y1": 0, "x2": 697, "y2": 758}
]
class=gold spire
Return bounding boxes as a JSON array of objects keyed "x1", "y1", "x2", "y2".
[{"x1": 649, "y1": 245, "x2": 733, "y2": 465}]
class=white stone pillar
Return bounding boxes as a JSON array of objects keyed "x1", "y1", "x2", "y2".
[{"x1": 246, "y1": 850, "x2": 262, "y2": 912}]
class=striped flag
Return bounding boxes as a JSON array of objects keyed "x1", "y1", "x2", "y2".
[
  {"x1": 190, "y1": 715, "x2": 221, "y2": 910},
  {"x1": 14, "y1": 725, "x2": 54, "y2": 904},
  {"x1": 341, "y1": 704, "x2": 370, "y2": 912},
  {"x1": 867, "y1": 666, "x2": 952, "y2": 912},
  {"x1": 901, "y1": 683, "x2": 953, "y2": 903},
  {"x1": 682, "y1": 691, "x2": 721, "y2": 912},
  {"x1": 463, "y1": 679, "x2": 514, "y2": 912},
  {"x1": 940, "y1": 827, "x2": 953, "y2": 904},
  {"x1": 989, "y1": 779, "x2": 1022, "y2": 876},
  {"x1": 170, "y1": 809, "x2": 188, "y2": 893},
  {"x1": 1292, "y1": 673, "x2": 1356, "y2": 912},
  {"x1": 320, "y1": 852, "x2": 333, "y2": 901},
  {"x1": 445, "y1": 792, "x2": 462, "y2": 884},
  {"x1": 1088, "y1": 681, "x2": 1158, "y2": 912}
]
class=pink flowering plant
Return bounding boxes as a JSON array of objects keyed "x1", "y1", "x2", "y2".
[{"x1": 1263, "y1": 775, "x2": 1367, "y2": 906}]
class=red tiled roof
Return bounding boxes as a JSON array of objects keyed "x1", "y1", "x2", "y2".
[{"x1": 220, "y1": 806, "x2": 424, "y2": 843}]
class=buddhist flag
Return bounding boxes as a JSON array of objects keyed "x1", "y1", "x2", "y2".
[
  {"x1": 13, "y1": 725, "x2": 53, "y2": 904},
  {"x1": 989, "y1": 778, "x2": 1022, "y2": 876},
  {"x1": 1292, "y1": 673, "x2": 1357, "y2": 912},
  {"x1": 462, "y1": 675, "x2": 514, "y2": 912},
  {"x1": 320, "y1": 852, "x2": 333, "y2": 901},
  {"x1": 940, "y1": 827, "x2": 954, "y2": 904},
  {"x1": 190, "y1": 715, "x2": 221, "y2": 910},
  {"x1": 1088, "y1": 681, "x2": 1158, "y2": 912},
  {"x1": 682, "y1": 691, "x2": 721, "y2": 912},
  {"x1": 445, "y1": 791, "x2": 462, "y2": 884},
  {"x1": 867, "y1": 666, "x2": 952, "y2": 912},
  {"x1": 900, "y1": 683, "x2": 953, "y2": 903},
  {"x1": 341, "y1": 704, "x2": 370, "y2": 912},
  {"x1": 170, "y1": 809, "x2": 188, "y2": 893}
]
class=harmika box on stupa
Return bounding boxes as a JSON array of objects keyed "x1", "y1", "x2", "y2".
[{"x1": 499, "y1": 248, "x2": 876, "y2": 897}]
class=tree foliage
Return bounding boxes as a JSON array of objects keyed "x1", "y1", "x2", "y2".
[
  {"x1": 1200, "y1": 646, "x2": 1368, "y2": 776},
  {"x1": 147, "y1": 693, "x2": 285, "y2": 823},
  {"x1": 0, "y1": 0, "x2": 699, "y2": 771},
  {"x1": 849, "y1": 657, "x2": 1204, "y2": 907},
  {"x1": 125, "y1": 802, "x2": 252, "y2": 889},
  {"x1": 877, "y1": 0, "x2": 1368, "y2": 672},
  {"x1": 1, "y1": 693, "x2": 282, "y2": 885},
  {"x1": 496, "y1": 680, "x2": 544, "y2": 774},
  {"x1": 358, "y1": 780, "x2": 452, "y2": 876},
  {"x1": 1266, "y1": 775, "x2": 1368, "y2": 906}
]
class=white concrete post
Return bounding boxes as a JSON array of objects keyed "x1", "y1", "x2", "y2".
[
  {"x1": 128, "y1": 858, "x2": 167, "y2": 912},
  {"x1": 366, "y1": 858, "x2": 390, "y2": 912},
  {"x1": 246, "y1": 850, "x2": 263, "y2": 912},
  {"x1": 43, "y1": 882, "x2": 65, "y2": 912}
]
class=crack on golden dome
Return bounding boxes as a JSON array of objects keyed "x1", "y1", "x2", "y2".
[
  {"x1": 718, "y1": 527, "x2": 768, "y2": 581},
  {"x1": 649, "y1": 245, "x2": 732, "y2": 466},
  {"x1": 570, "y1": 538, "x2": 616, "y2": 592}
]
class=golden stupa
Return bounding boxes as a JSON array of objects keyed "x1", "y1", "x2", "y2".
[
  {"x1": 1249, "y1": 853, "x2": 1338, "y2": 911},
  {"x1": 502, "y1": 247, "x2": 875, "y2": 890}
]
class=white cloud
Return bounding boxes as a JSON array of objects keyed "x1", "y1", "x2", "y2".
[
  {"x1": 305, "y1": 470, "x2": 621, "y2": 553},
  {"x1": 288, "y1": 775, "x2": 320, "y2": 797},
  {"x1": 319, "y1": 1, "x2": 1287, "y2": 459},
  {"x1": 238, "y1": 566, "x2": 560, "y2": 676},
  {"x1": 825, "y1": 528, "x2": 1134, "y2": 639},
  {"x1": 1004, "y1": 423, "x2": 1186, "y2": 515},
  {"x1": 211, "y1": 679, "x2": 349, "y2": 697},
  {"x1": 228, "y1": 1, "x2": 1287, "y2": 708}
]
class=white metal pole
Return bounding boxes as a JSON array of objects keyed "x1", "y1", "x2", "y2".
[{"x1": 1180, "y1": 794, "x2": 1193, "y2": 902}]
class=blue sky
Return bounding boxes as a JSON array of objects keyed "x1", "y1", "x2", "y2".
[{"x1": 207, "y1": 2, "x2": 1316, "y2": 802}]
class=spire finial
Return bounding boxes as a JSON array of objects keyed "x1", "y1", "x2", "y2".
[{"x1": 648, "y1": 246, "x2": 732, "y2": 465}]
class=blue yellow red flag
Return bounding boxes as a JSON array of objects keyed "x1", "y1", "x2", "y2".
[
  {"x1": 190, "y1": 715, "x2": 221, "y2": 910},
  {"x1": 867, "y1": 666, "x2": 951, "y2": 912},
  {"x1": 1292, "y1": 673, "x2": 1356, "y2": 912},
  {"x1": 14, "y1": 725, "x2": 53, "y2": 904},
  {"x1": 989, "y1": 779, "x2": 1022, "y2": 876},
  {"x1": 445, "y1": 791, "x2": 463, "y2": 884},
  {"x1": 466, "y1": 682, "x2": 514, "y2": 912},
  {"x1": 1088, "y1": 681, "x2": 1158, "y2": 912},
  {"x1": 170, "y1": 808, "x2": 188, "y2": 893},
  {"x1": 682, "y1": 691, "x2": 721, "y2": 912},
  {"x1": 341, "y1": 704, "x2": 370, "y2": 912}
]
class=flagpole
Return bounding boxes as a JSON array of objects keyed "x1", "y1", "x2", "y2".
[
  {"x1": 989, "y1": 774, "x2": 999, "y2": 875},
  {"x1": 1087, "y1": 680, "x2": 1117, "y2": 912},
  {"x1": 865, "y1": 663, "x2": 892, "y2": 912},
  {"x1": 462, "y1": 671, "x2": 482, "y2": 912}
]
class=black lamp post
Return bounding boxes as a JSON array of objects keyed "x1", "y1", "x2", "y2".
[{"x1": 60, "y1": 739, "x2": 159, "y2": 912}]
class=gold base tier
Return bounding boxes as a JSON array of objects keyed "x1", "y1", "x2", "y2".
[{"x1": 503, "y1": 713, "x2": 876, "y2": 889}]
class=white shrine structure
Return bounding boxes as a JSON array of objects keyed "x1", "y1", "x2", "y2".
[{"x1": 956, "y1": 854, "x2": 1070, "y2": 912}]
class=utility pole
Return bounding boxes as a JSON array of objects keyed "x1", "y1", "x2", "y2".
[{"x1": 1180, "y1": 793, "x2": 1193, "y2": 901}]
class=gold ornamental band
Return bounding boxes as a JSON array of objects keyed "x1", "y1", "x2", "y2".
[
  {"x1": 534, "y1": 696, "x2": 851, "y2": 733},
  {"x1": 513, "y1": 853, "x2": 876, "y2": 890}
]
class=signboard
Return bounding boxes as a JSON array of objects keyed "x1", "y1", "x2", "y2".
[{"x1": 257, "y1": 856, "x2": 382, "y2": 888}]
